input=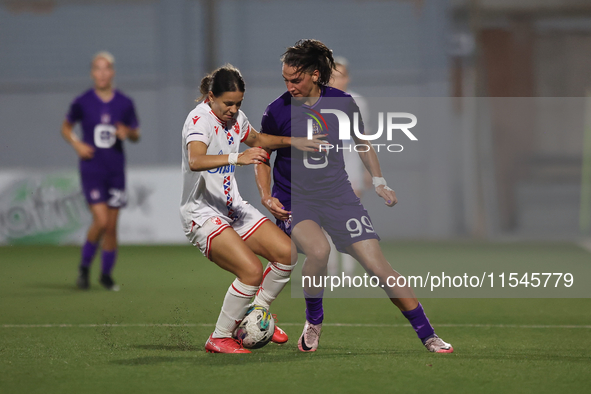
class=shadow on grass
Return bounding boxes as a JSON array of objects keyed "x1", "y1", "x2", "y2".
[
  {"x1": 133, "y1": 344, "x2": 200, "y2": 352},
  {"x1": 113, "y1": 347, "x2": 591, "y2": 366},
  {"x1": 112, "y1": 348, "x2": 392, "y2": 366},
  {"x1": 24, "y1": 282, "x2": 81, "y2": 292}
]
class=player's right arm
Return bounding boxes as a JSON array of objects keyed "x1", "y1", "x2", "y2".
[
  {"x1": 253, "y1": 107, "x2": 290, "y2": 221},
  {"x1": 187, "y1": 141, "x2": 269, "y2": 171},
  {"x1": 61, "y1": 119, "x2": 94, "y2": 160},
  {"x1": 254, "y1": 160, "x2": 290, "y2": 221}
]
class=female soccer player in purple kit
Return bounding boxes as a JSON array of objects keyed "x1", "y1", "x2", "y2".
[
  {"x1": 255, "y1": 39, "x2": 453, "y2": 353},
  {"x1": 61, "y1": 52, "x2": 140, "y2": 291}
]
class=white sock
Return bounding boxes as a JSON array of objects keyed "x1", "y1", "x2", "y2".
[
  {"x1": 252, "y1": 262, "x2": 294, "y2": 309},
  {"x1": 212, "y1": 278, "x2": 258, "y2": 338}
]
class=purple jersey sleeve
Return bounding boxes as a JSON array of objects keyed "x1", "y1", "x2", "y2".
[
  {"x1": 66, "y1": 97, "x2": 83, "y2": 124},
  {"x1": 122, "y1": 99, "x2": 139, "y2": 129},
  {"x1": 260, "y1": 107, "x2": 280, "y2": 136}
]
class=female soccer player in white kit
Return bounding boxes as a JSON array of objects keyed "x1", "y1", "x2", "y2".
[{"x1": 180, "y1": 65, "x2": 322, "y2": 353}]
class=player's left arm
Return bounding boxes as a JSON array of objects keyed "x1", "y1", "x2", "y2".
[
  {"x1": 243, "y1": 125, "x2": 324, "y2": 152},
  {"x1": 351, "y1": 132, "x2": 397, "y2": 207},
  {"x1": 116, "y1": 101, "x2": 140, "y2": 142},
  {"x1": 116, "y1": 123, "x2": 140, "y2": 142}
]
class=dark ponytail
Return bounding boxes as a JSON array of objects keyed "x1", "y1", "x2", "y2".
[
  {"x1": 281, "y1": 39, "x2": 336, "y2": 85},
  {"x1": 197, "y1": 64, "x2": 245, "y2": 102}
]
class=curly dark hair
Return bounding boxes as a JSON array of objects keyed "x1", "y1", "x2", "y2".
[{"x1": 281, "y1": 39, "x2": 336, "y2": 85}]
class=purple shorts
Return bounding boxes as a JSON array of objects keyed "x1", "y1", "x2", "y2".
[
  {"x1": 277, "y1": 186, "x2": 380, "y2": 253},
  {"x1": 80, "y1": 171, "x2": 127, "y2": 208}
]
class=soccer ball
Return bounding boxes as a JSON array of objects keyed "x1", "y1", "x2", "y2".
[{"x1": 233, "y1": 305, "x2": 275, "y2": 349}]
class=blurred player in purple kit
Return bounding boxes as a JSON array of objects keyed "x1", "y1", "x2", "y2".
[
  {"x1": 255, "y1": 39, "x2": 453, "y2": 353},
  {"x1": 61, "y1": 51, "x2": 140, "y2": 291}
]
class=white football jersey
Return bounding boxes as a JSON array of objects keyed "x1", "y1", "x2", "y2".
[{"x1": 180, "y1": 101, "x2": 251, "y2": 232}]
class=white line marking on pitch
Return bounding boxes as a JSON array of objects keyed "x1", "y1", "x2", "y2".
[
  {"x1": 2, "y1": 323, "x2": 590, "y2": 329},
  {"x1": 579, "y1": 238, "x2": 591, "y2": 253}
]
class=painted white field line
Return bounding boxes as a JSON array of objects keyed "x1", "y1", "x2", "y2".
[
  {"x1": 2, "y1": 323, "x2": 591, "y2": 329},
  {"x1": 579, "y1": 238, "x2": 591, "y2": 253}
]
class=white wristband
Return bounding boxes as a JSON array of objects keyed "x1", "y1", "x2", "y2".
[
  {"x1": 373, "y1": 177, "x2": 393, "y2": 192},
  {"x1": 228, "y1": 152, "x2": 239, "y2": 166},
  {"x1": 372, "y1": 177, "x2": 387, "y2": 188}
]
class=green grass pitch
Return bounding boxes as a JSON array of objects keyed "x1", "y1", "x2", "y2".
[{"x1": 1, "y1": 242, "x2": 590, "y2": 393}]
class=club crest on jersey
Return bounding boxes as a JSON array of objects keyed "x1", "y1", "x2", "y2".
[
  {"x1": 101, "y1": 114, "x2": 111, "y2": 124},
  {"x1": 211, "y1": 217, "x2": 222, "y2": 226},
  {"x1": 233, "y1": 122, "x2": 240, "y2": 135},
  {"x1": 224, "y1": 127, "x2": 234, "y2": 145}
]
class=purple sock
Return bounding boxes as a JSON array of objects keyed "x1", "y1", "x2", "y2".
[
  {"x1": 101, "y1": 250, "x2": 117, "y2": 276},
  {"x1": 304, "y1": 289, "x2": 324, "y2": 324},
  {"x1": 80, "y1": 240, "x2": 98, "y2": 268},
  {"x1": 401, "y1": 302, "x2": 435, "y2": 343}
]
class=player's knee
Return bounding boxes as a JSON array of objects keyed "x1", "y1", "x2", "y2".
[
  {"x1": 274, "y1": 241, "x2": 293, "y2": 266},
  {"x1": 241, "y1": 262, "x2": 263, "y2": 287},
  {"x1": 104, "y1": 223, "x2": 117, "y2": 237},
  {"x1": 305, "y1": 244, "x2": 330, "y2": 264},
  {"x1": 290, "y1": 246, "x2": 298, "y2": 265},
  {"x1": 93, "y1": 217, "x2": 108, "y2": 233}
]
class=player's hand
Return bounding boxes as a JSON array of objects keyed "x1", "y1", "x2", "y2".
[
  {"x1": 376, "y1": 185, "x2": 397, "y2": 207},
  {"x1": 115, "y1": 122, "x2": 130, "y2": 140},
  {"x1": 262, "y1": 195, "x2": 291, "y2": 221},
  {"x1": 238, "y1": 147, "x2": 270, "y2": 166},
  {"x1": 74, "y1": 141, "x2": 94, "y2": 160},
  {"x1": 291, "y1": 134, "x2": 328, "y2": 152}
]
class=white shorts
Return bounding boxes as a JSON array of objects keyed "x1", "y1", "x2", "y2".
[{"x1": 185, "y1": 203, "x2": 269, "y2": 259}]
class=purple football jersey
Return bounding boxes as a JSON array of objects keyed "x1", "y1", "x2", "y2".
[
  {"x1": 66, "y1": 89, "x2": 139, "y2": 174},
  {"x1": 261, "y1": 86, "x2": 363, "y2": 206}
]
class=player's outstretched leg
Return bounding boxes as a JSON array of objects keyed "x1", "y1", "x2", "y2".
[
  {"x1": 346, "y1": 239, "x2": 453, "y2": 353},
  {"x1": 401, "y1": 303, "x2": 453, "y2": 353}
]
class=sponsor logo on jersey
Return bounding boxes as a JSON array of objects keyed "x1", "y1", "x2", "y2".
[
  {"x1": 101, "y1": 113, "x2": 111, "y2": 124},
  {"x1": 192, "y1": 116, "x2": 201, "y2": 125},
  {"x1": 207, "y1": 164, "x2": 235, "y2": 174}
]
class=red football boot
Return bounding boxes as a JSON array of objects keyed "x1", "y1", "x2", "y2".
[
  {"x1": 271, "y1": 325, "x2": 288, "y2": 344},
  {"x1": 205, "y1": 334, "x2": 251, "y2": 354}
]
